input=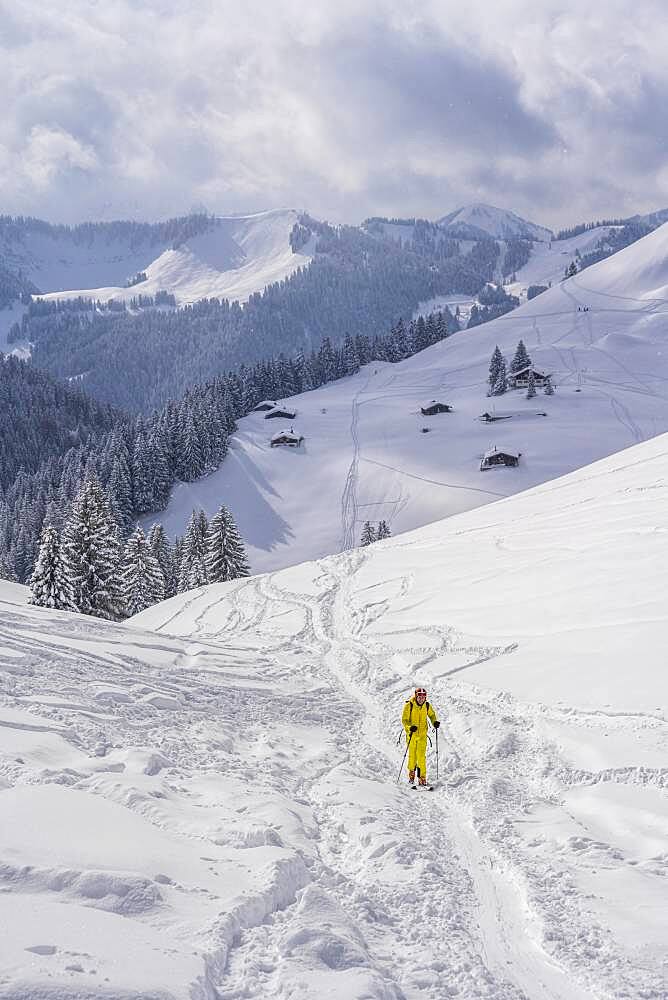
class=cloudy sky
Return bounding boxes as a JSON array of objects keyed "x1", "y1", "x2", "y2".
[{"x1": 2, "y1": 0, "x2": 667, "y2": 228}]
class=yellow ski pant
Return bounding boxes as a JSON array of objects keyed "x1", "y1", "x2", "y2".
[{"x1": 407, "y1": 734, "x2": 428, "y2": 778}]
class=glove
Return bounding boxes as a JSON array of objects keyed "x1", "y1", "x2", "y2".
[
  {"x1": 409, "y1": 725, "x2": 418, "y2": 733},
  {"x1": 433, "y1": 720, "x2": 440, "y2": 729}
]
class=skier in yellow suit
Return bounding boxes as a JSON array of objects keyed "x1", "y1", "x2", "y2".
[{"x1": 402, "y1": 686, "x2": 440, "y2": 786}]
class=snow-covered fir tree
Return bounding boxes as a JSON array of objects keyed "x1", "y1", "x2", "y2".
[
  {"x1": 177, "y1": 411, "x2": 205, "y2": 482},
  {"x1": 491, "y1": 355, "x2": 508, "y2": 395},
  {"x1": 544, "y1": 376, "x2": 555, "y2": 395},
  {"x1": 148, "y1": 523, "x2": 176, "y2": 598},
  {"x1": 526, "y1": 371, "x2": 537, "y2": 399},
  {"x1": 107, "y1": 454, "x2": 134, "y2": 535},
  {"x1": 205, "y1": 505, "x2": 250, "y2": 582},
  {"x1": 62, "y1": 476, "x2": 125, "y2": 620},
  {"x1": 120, "y1": 526, "x2": 165, "y2": 615},
  {"x1": 412, "y1": 316, "x2": 428, "y2": 353},
  {"x1": 0, "y1": 552, "x2": 16, "y2": 582},
  {"x1": 488, "y1": 346, "x2": 505, "y2": 395},
  {"x1": 341, "y1": 335, "x2": 360, "y2": 377},
  {"x1": 510, "y1": 340, "x2": 531, "y2": 375},
  {"x1": 360, "y1": 521, "x2": 377, "y2": 546},
  {"x1": 377, "y1": 520, "x2": 391, "y2": 540},
  {"x1": 131, "y1": 430, "x2": 155, "y2": 513},
  {"x1": 178, "y1": 509, "x2": 209, "y2": 591},
  {"x1": 29, "y1": 524, "x2": 75, "y2": 611},
  {"x1": 318, "y1": 337, "x2": 337, "y2": 383}
]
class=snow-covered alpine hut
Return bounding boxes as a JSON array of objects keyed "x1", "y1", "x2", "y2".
[
  {"x1": 265, "y1": 407, "x2": 297, "y2": 420},
  {"x1": 270, "y1": 429, "x2": 304, "y2": 448},
  {"x1": 253, "y1": 399, "x2": 278, "y2": 412},
  {"x1": 420, "y1": 400, "x2": 453, "y2": 416},
  {"x1": 480, "y1": 447, "x2": 521, "y2": 470},
  {"x1": 507, "y1": 366, "x2": 550, "y2": 389}
]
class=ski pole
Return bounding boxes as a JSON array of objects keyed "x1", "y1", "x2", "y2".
[
  {"x1": 435, "y1": 725, "x2": 439, "y2": 782},
  {"x1": 397, "y1": 730, "x2": 413, "y2": 784}
]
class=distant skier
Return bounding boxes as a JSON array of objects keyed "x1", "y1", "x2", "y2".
[{"x1": 402, "y1": 686, "x2": 440, "y2": 786}]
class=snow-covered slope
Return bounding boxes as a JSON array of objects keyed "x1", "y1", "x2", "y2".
[
  {"x1": 505, "y1": 225, "x2": 618, "y2": 300},
  {"x1": 7, "y1": 210, "x2": 312, "y2": 307},
  {"x1": 3, "y1": 434, "x2": 667, "y2": 999},
  {"x1": 439, "y1": 203, "x2": 553, "y2": 242},
  {"x1": 149, "y1": 222, "x2": 668, "y2": 576}
]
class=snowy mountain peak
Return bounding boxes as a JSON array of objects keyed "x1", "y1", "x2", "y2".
[{"x1": 438, "y1": 203, "x2": 553, "y2": 242}]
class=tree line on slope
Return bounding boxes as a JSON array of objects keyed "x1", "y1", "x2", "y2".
[
  {"x1": 564, "y1": 221, "x2": 655, "y2": 275},
  {"x1": 29, "y1": 478, "x2": 248, "y2": 619},
  {"x1": 0, "y1": 308, "x2": 456, "y2": 590},
  {"x1": 0, "y1": 354, "x2": 118, "y2": 492},
  {"x1": 22, "y1": 291, "x2": 177, "y2": 320},
  {"x1": 0, "y1": 212, "x2": 213, "y2": 253},
  {"x1": 467, "y1": 283, "x2": 520, "y2": 328},
  {"x1": 362, "y1": 217, "x2": 533, "y2": 280}
]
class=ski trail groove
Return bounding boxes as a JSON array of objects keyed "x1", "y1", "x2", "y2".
[{"x1": 209, "y1": 554, "x2": 665, "y2": 1000}]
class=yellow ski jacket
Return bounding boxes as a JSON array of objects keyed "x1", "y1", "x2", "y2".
[{"x1": 402, "y1": 696, "x2": 438, "y2": 737}]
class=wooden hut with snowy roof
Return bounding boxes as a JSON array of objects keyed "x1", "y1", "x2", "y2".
[
  {"x1": 265, "y1": 406, "x2": 297, "y2": 420},
  {"x1": 271, "y1": 428, "x2": 304, "y2": 448},
  {"x1": 507, "y1": 366, "x2": 550, "y2": 389},
  {"x1": 253, "y1": 399, "x2": 278, "y2": 412},
  {"x1": 420, "y1": 400, "x2": 453, "y2": 416},
  {"x1": 480, "y1": 447, "x2": 521, "y2": 471}
]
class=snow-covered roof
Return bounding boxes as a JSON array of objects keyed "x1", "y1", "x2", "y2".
[
  {"x1": 509, "y1": 365, "x2": 549, "y2": 377},
  {"x1": 256, "y1": 399, "x2": 277, "y2": 408},
  {"x1": 265, "y1": 406, "x2": 296, "y2": 418},
  {"x1": 271, "y1": 429, "x2": 302, "y2": 443},
  {"x1": 483, "y1": 447, "x2": 519, "y2": 460}
]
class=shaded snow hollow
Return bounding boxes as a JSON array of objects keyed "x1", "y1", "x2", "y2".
[{"x1": 2, "y1": 433, "x2": 668, "y2": 999}]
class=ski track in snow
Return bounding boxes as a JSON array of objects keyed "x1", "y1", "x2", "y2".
[
  {"x1": 2, "y1": 540, "x2": 667, "y2": 997},
  {"x1": 10, "y1": 497, "x2": 658, "y2": 1000},
  {"x1": 188, "y1": 556, "x2": 665, "y2": 1000}
]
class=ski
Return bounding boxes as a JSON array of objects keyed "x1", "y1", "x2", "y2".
[{"x1": 411, "y1": 784, "x2": 434, "y2": 791}]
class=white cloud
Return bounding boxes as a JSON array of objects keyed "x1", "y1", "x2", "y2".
[
  {"x1": 23, "y1": 125, "x2": 99, "y2": 189},
  {"x1": 1, "y1": 0, "x2": 667, "y2": 226}
]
